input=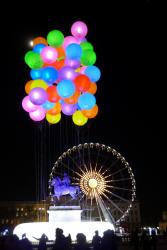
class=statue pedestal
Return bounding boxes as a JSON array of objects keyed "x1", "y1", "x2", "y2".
[{"x1": 47, "y1": 206, "x2": 82, "y2": 222}]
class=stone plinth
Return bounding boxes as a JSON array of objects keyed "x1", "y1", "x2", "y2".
[{"x1": 47, "y1": 205, "x2": 82, "y2": 222}]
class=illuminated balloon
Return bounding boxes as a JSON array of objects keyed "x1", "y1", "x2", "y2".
[
  {"x1": 30, "y1": 69, "x2": 42, "y2": 80},
  {"x1": 81, "y1": 104, "x2": 98, "y2": 118},
  {"x1": 59, "y1": 66, "x2": 77, "y2": 81},
  {"x1": 33, "y1": 44, "x2": 46, "y2": 53},
  {"x1": 22, "y1": 96, "x2": 38, "y2": 112},
  {"x1": 74, "y1": 74, "x2": 91, "y2": 92},
  {"x1": 80, "y1": 42, "x2": 93, "y2": 51},
  {"x1": 85, "y1": 65, "x2": 101, "y2": 82},
  {"x1": 29, "y1": 106, "x2": 46, "y2": 121},
  {"x1": 33, "y1": 37, "x2": 48, "y2": 47},
  {"x1": 46, "y1": 113, "x2": 61, "y2": 124},
  {"x1": 71, "y1": 21, "x2": 88, "y2": 39},
  {"x1": 47, "y1": 30, "x2": 64, "y2": 47},
  {"x1": 24, "y1": 51, "x2": 43, "y2": 69},
  {"x1": 40, "y1": 46, "x2": 58, "y2": 64},
  {"x1": 42, "y1": 67, "x2": 58, "y2": 84},
  {"x1": 57, "y1": 80, "x2": 75, "y2": 98},
  {"x1": 46, "y1": 85, "x2": 60, "y2": 103},
  {"x1": 78, "y1": 93, "x2": 96, "y2": 110},
  {"x1": 63, "y1": 36, "x2": 79, "y2": 49},
  {"x1": 56, "y1": 47, "x2": 65, "y2": 59},
  {"x1": 87, "y1": 82, "x2": 97, "y2": 94},
  {"x1": 66, "y1": 44, "x2": 82, "y2": 60},
  {"x1": 29, "y1": 87, "x2": 48, "y2": 105},
  {"x1": 25, "y1": 80, "x2": 33, "y2": 94},
  {"x1": 81, "y1": 50, "x2": 96, "y2": 66},
  {"x1": 72, "y1": 110, "x2": 88, "y2": 126},
  {"x1": 64, "y1": 59, "x2": 80, "y2": 69},
  {"x1": 61, "y1": 103, "x2": 77, "y2": 116},
  {"x1": 30, "y1": 79, "x2": 48, "y2": 90}
]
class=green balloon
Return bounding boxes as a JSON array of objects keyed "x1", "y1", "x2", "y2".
[
  {"x1": 80, "y1": 42, "x2": 94, "y2": 51},
  {"x1": 24, "y1": 51, "x2": 43, "y2": 69},
  {"x1": 81, "y1": 50, "x2": 96, "y2": 66},
  {"x1": 47, "y1": 30, "x2": 64, "y2": 47}
]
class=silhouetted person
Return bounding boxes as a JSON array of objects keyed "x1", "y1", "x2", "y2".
[
  {"x1": 130, "y1": 229, "x2": 139, "y2": 250},
  {"x1": 19, "y1": 233, "x2": 33, "y2": 250},
  {"x1": 52, "y1": 228, "x2": 67, "y2": 250},
  {"x1": 33, "y1": 233, "x2": 48, "y2": 250},
  {"x1": 140, "y1": 230, "x2": 151, "y2": 250},
  {"x1": 101, "y1": 229, "x2": 118, "y2": 250},
  {"x1": 92, "y1": 230, "x2": 101, "y2": 250},
  {"x1": 74, "y1": 233, "x2": 90, "y2": 250},
  {"x1": 150, "y1": 230, "x2": 157, "y2": 250}
]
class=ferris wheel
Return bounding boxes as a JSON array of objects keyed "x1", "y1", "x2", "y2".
[{"x1": 48, "y1": 143, "x2": 136, "y2": 225}]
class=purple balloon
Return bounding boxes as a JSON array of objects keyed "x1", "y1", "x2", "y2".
[
  {"x1": 22, "y1": 96, "x2": 38, "y2": 112},
  {"x1": 64, "y1": 59, "x2": 80, "y2": 69},
  {"x1": 29, "y1": 106, "x2": 46, "y2": 121},
  {"x1": 59, "y1": 66, "x2": 77, "y2": 81},
  {"x1": 61, "y1": 103, "x2": 77, "y2": 116},
  {"x1": 29, "y1": 87, "x2": 48, "y2": 105}
]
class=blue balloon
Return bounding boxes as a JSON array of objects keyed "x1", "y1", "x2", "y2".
[
  {"x1": 30, "y1": 69, "x2": 42, "y2": 79},
  {"x1": 33, "y1": 44, "x2": 46, "y2": 53},
  {"x1": 57, "y1": 80, "x2": 75, "y2": 98},
  {"x1": 85, "y1": 65, "x2": 101, "y2": 82},
  {"x1": 66, "y1": 43, "x2": 82, "y2": 60},
  {"x1": 42, "y1": 101, "x2": 55, "y2": 110},
  {"x1": 42, "y1": 67, "x2": 58, "y2": 84},
  {"x1": 78, "y1": 93, "x2": 96, "y2": 110}
]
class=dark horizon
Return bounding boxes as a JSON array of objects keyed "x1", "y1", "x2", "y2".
[{"x1": 0, "y1": 1, "x2": 166, "y2": 226}]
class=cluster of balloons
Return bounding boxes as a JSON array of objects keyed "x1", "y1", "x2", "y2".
[{"x1": 22, "y1": 21, "x2": 101, "y2": 126}]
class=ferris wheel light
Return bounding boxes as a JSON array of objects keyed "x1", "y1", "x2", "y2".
[{"x1": 88, "y1": 178, "x2": 98, "y2": 188}]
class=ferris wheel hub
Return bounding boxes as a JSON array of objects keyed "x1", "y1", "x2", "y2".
[{"x1": 88, "y1": 178, "x2": 98, "y2": 188}]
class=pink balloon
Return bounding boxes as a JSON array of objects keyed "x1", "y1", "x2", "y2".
[
  {"x1": 62, "y1": 36, "x2": 79, "y2": 49},
  {"x1": 22, "y1": 96, "x2": 38, "y2": 112},
  {"x1": 71, "y1": 21, "x2": 88, "y2": 39},
  {"x1": 29, "y1": 106, "x2": 46, "y2": 121},
  {"x1": 40, "y1": 46, "x2": 58, "y2": 64}
]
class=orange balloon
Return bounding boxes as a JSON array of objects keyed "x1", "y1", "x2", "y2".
[
  {"x1": 87, "y1": 82, "x2": 97, "y2": 94},
  {"x1": 74, "y1": 74, "x2": 91, "y2": 92},
  {"x1": 82, "y1": 104, "x2": 98, "y2": 118},
  {"x1": 46, "y1": 86, "x2": 60, "y2": 103},
  {"x1": 25, "y1": 80, "x2": 33, "y2": 94},
  {"x1": 56, "y1": 47, "x2": 65, "y2": 59},
  {"x1": 47, "y1": 102, "x2": 62, "y2": 115},
  {"x1": 33, "y1": 37, "x2": 48, "y2": 47},
  {"x1": 64, "y1": 91, "x2": 80, "y2": 104}
]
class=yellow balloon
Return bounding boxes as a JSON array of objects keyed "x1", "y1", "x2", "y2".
[
  {"x1": 72, "y1": 110, "x2": 88, "y2": 126},
  {"x1": 30, "y1": 79, "x2": 48, "y2": 90},
  {"x1": 46, "y1": 113, "x2": 61, "y2": 124}
]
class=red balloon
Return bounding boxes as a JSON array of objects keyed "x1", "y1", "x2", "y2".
[
  {"x1": 46, "y1": 86, "x2": 60, "y2": 102},
  {"x1": 74, "y1": 74, "x2": 91, "y2": 92}
]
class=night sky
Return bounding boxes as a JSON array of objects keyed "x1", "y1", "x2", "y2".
[{"x1": 0, "y1": 1, "x2": 166, "y2": 225}]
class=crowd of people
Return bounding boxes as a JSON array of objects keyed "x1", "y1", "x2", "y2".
[{"x1": 0, "y1": 227, "x2": 162, "y2": 250}]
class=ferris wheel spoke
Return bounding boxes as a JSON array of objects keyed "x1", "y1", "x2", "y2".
[
  {"x1": 109, "y1": 177, "x2": 132, "y2": 182},
  {"x1": 110, "y1": 167, "x2": 127, "y2": 176},
  {"x1": 58, "y1": 161, "x2": 79, "y2": 176},
  {"x1": 110, "y1": 186, "x2": 133, "y2": 192},
  {"x1": 104, "y1": 189, "x2": 132, "y2": 204},
  {"x1": 101, "y1": 192, "x2": 124, "y2": 214}
]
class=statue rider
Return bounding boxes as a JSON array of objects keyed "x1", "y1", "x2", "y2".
[{"x1": 62, "y1": 172, "x2": 71, "y2": 187}]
